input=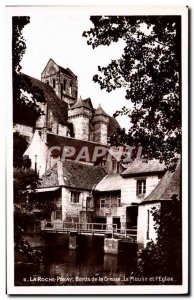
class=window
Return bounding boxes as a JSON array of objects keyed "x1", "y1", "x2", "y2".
[
  {"x1": 53, "y1": 79, "x2": 56, "y2": 88},
  {"x1": 71, "y1": 191, "x2": 80, "y2": 204},
  {"x1": 100, "y1": 199, "x2": 105, "y2": 208},
  {"x1": 55, "y1": 209, "x2": 62, "y2": 220},
  {"x1": 63, "y1": 79, "x2": 66, "y2": 91},
  {"x1": 137, "y1": 179, "x2": 146, "y2": 195},
  {"x1": 46, "y1": 80, "x2": 49, "y2": 85},
  {"x1": 69, "y1": 82, "x2": 72, "y2": 94},
  {"x1": 117, "y1": 196, "x2": 121, "y2": 207}
]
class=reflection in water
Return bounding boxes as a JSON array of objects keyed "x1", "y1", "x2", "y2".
[{"x1": 15, "y1": 235, "x2": 137, "y2": 286}]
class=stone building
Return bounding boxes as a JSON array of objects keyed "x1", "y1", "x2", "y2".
[
  {"x1": 14, "y1": 59, "x2": 120, "y2": 148},
  {"x1": 37, "y1": 160, "x2": 106, "y2": 224},
  {"x1": 94, "y1": 159, "x2": 165, "y2": 231},
  {"x1": 41, "y1": 58, "x2": 78, "y2": 106},
  {"x1": 37, "y1": 159, "x2": 165, "y2": 230},
  {"x1": 137, "y1": 160, "x2": 180, "y2": 248}
]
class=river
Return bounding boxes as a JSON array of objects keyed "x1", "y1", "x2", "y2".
[{"x1": 15, "y1": 234, "x2": 138, "y2": 286}]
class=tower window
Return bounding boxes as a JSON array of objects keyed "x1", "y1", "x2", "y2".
[
  {"x1": 46, "y1": 80, "x2": 49, "y2": 85},
  {"x1": 53, "y1": 79, "x2": 56, "y2": 88},
  {"x1": 69, "y1": 82, "x2": 72, "y2": 95},
  {"x1": 63, "y1": 79, "x2": 66, "y2": 91}
]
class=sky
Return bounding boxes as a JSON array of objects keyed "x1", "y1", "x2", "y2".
[{"x1": 20, "y1": 8, "x2": 131, "y2": 129}]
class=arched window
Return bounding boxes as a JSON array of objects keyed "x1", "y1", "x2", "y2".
[
  {"x1": 63, "y1": 79, "x2": 66, "y2": 91},
  {"x1": 69, "y1": 82, "x2": 72, "y2": 95}
]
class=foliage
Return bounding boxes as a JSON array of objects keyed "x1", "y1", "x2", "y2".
[
  {"x1": 83, "y1": 16, "x2": 181, "y2": 167},
  {"x1": 137, "y1": 198, "x2": 182, "y2": 284},
  {"x1": 12, "y1": 17, "x2": 44, "y2": 126},
  {"x1": 13, "y1": 131, "x2": 31, "y2": 168}
]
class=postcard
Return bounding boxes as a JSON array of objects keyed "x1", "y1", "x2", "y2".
[{"x1": 6, "y1": 5, "x2": 189, "y2": 295}]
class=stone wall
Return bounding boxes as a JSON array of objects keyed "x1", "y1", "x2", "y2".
[
  {"x1": 61, "y1": 187, "x2": 91, "y2": 222},
  {"x1": 93, "y1": 122, "x2": 108, "y2": 144},
  {"x1": 68, "y1": 115, "x2": 90, "y2": 141},
  {"x1": 58, "y1": 124, "x2": 68, "y2": 137},
  {"x1": 121, "y1": 175, "x2": 161, "y2": 205},
  {"x1": 94, "y1": 174, "x2": 161, "y2": 229}
]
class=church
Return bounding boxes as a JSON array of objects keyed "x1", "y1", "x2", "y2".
[{"x1": 14, "y1": 58, "x2": 119, "y2": 146}]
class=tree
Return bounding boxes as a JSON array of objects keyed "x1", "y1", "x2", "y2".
[
  {"x1": 12, "y1": 17, "x2": 44, "y2": 126},
  {"x1": 83, "y1": 16, "x2": 181, "y2": 167},
  {"x1": 137, "y1": 199, "x2": 182, "y2": 284},
  {"x1": 13, "y1": 132, "x2": 31, "y2": 168}
]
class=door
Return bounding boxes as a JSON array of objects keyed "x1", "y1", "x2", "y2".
[{"x1": 113, "y1": 217, "x2": 121, "y2": 229}]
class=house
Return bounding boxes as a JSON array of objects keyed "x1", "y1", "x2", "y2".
[
  {"x1": 37, "y1": 160, "x2": 106, "y2": 225},
  {"x1": 137, "y1": 160, "x2": 181, "y2": 249},
  {"x1": 94, "y1": 159, "x2": 165, "y2": 231}
]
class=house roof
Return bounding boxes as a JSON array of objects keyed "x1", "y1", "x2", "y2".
[
  {"x1": 62, "y1": 160, "x2": 107, "y2": 190},
  {"x1": 95, "y1": 173, "x2": 123, "y2": 192},
  {"x1": 46, "y1": 133, "x2": 109, "y2": 163},
  {"x1": 140, "y1": 160, "x2": 181, "y2": 204},
  {"x1": 122, "y1": 159, "x2": 165, "y2": 177},
  {"x1": 40, "y1": 164, "x2": 59, "y2": 188},
  {"x1": 21, "y1": 73, "x2": 68, "y2": 125}
]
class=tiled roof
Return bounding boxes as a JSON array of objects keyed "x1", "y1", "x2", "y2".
[
  {"x1": 62, "y1": 160, "x2": 107, "y2": 190},
  {"x1": 140, "y1": 160, "x2": 181, "y2": 204},
  {"x1": 95, "y1": 173, "x2": 123, "y2": 192},
  {"x1": 39, "y1": 164, "x2": 59, "y2": 188},
  {"x1": 46, "y1": 133, "x2": 109, "y2": 162},
  {"x1": 22, "y1": 73, "x2": 68, "y2": 125},
  {"x1": 122, "y1": 159, "x2": 165, "y2": 177}
]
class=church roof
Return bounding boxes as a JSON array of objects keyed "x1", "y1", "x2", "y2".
[
  {"x1": 59, "y1": 66, "x2": 77, "y2": 79},
  {"x1": 21, "y1": 73, "x2": 68, "y2": 125},
  {"x1": 46, "y1": 133, "x2": 109, "y2": 163},
  {"x1": 70, "y1": 96, "x2": 92, "y2": 110},
  {"x1": 140, "y1": 160, "x2": 181, "y2": 204},
  {"x1": 122, "y1": 159, "x2": 165, "y2": 177},
  {"x1": 83, "y1": 98, "x2": 93, "y2": 109},
  {"x1": 94, "y1": 105, "x2": 109, "y2": 117}
]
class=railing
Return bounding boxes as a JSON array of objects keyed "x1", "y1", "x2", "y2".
[
  {"x1": 41, "y1": 221, "x2": 137, "y2": 241},
  {"x1": 41, "y1": 221, "x2": 117, "y2": 233}
]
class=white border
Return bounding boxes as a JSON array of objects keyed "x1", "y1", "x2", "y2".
[{"x1": 6, "y1": 5, "x2": 188, "y2": 295}]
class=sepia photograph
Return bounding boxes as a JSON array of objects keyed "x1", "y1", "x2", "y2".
[{"x1": 6, "y1": 5, "x2": 188, "y2": 295}]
